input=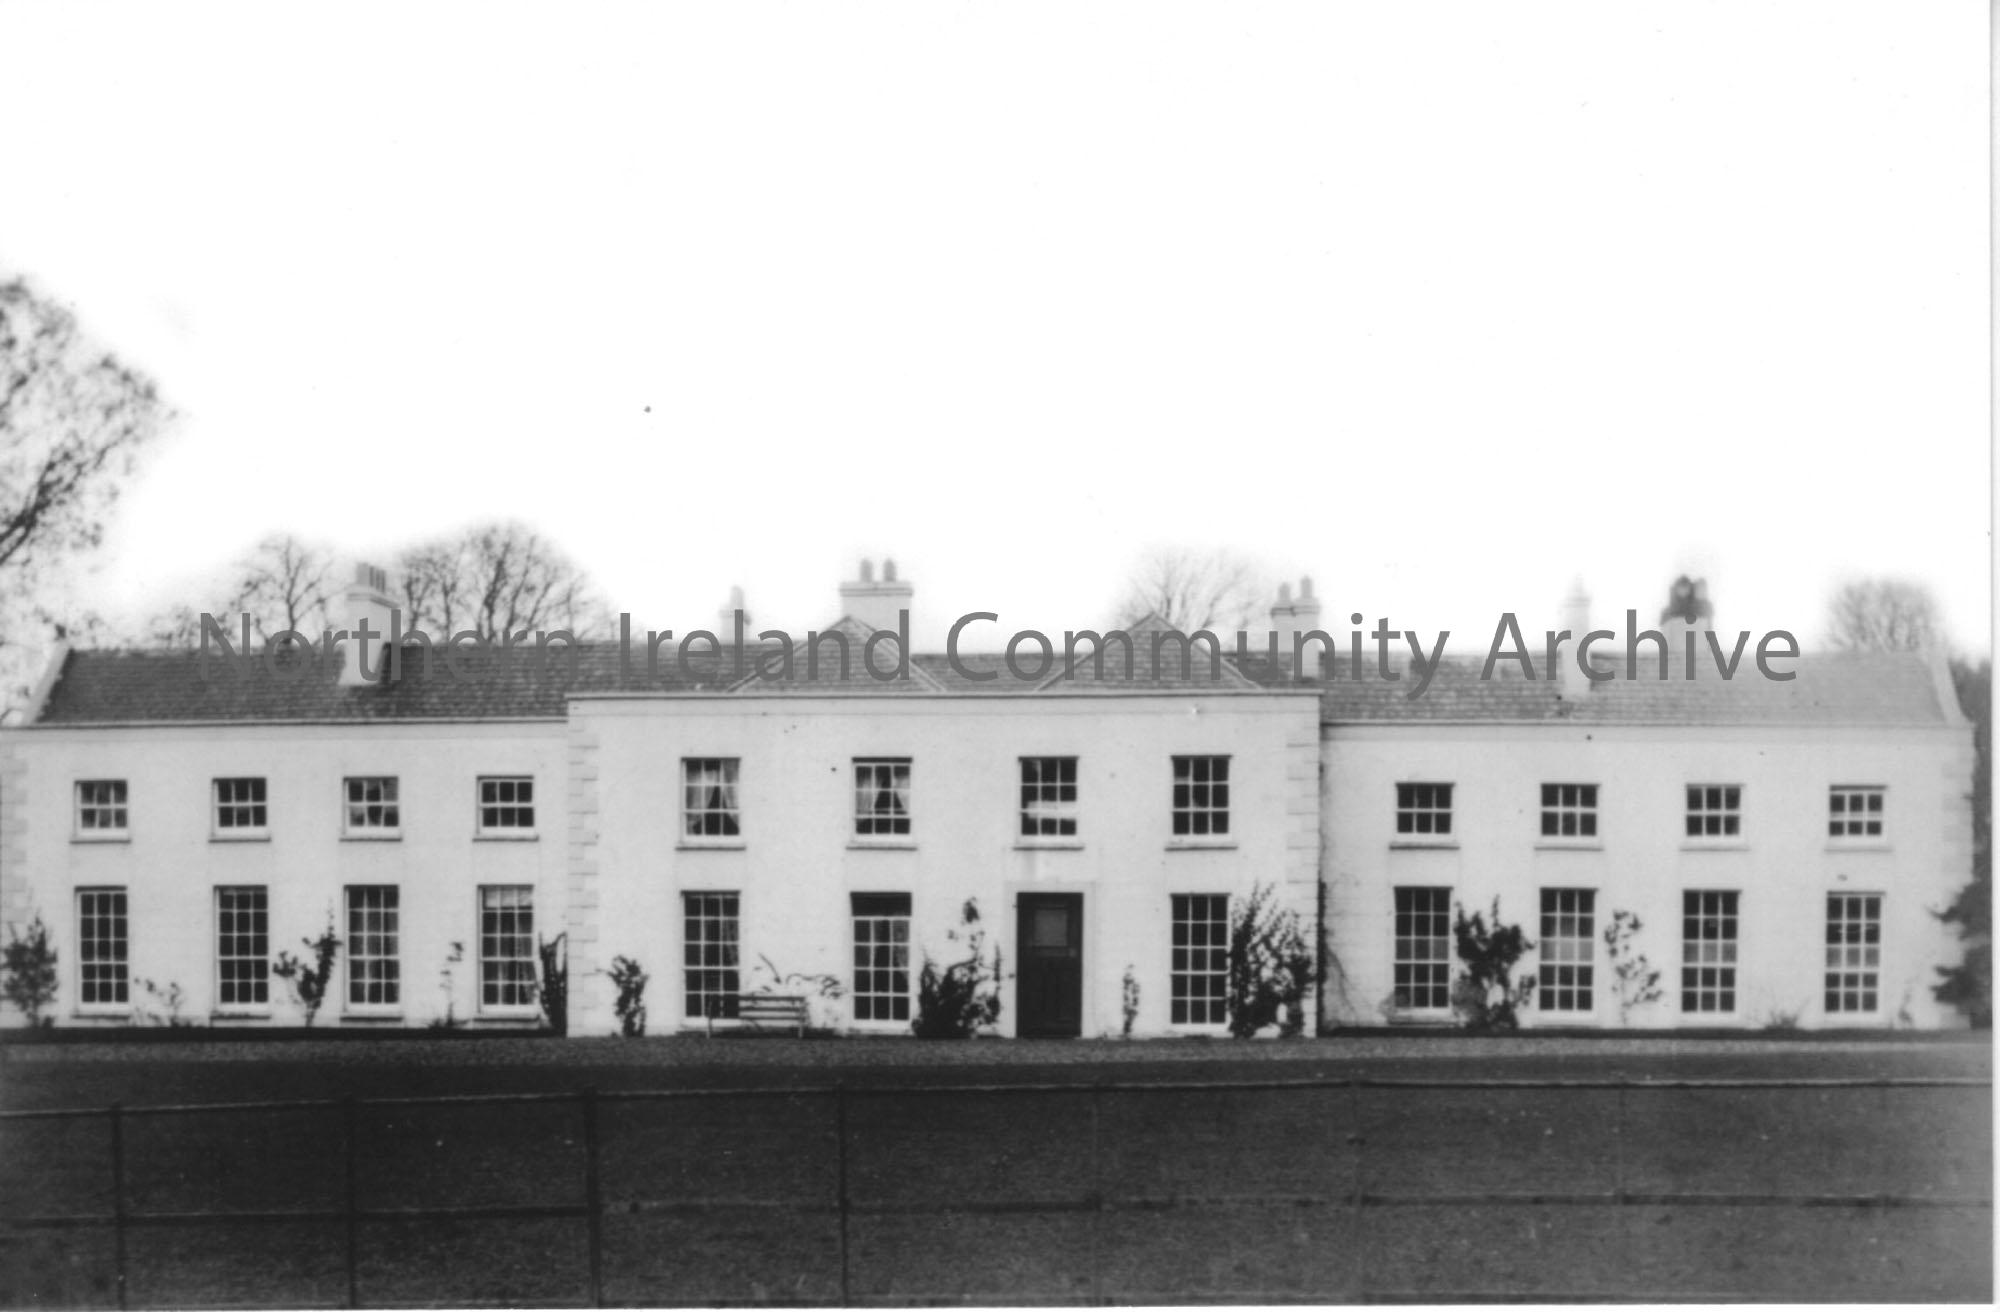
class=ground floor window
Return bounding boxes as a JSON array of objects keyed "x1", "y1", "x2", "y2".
[
  {"x1": 851, "y1": 893, "x2": 911, "y2": 1022},
  {"x1": 78, "y1": 887, "x2": 129, "y2": 1008},
  {"x1": 1537, "y1": 888, "x2": 1595, "y2": 1013},
  {"x1": 1825, "y1": 893, "x2": 1881, "y2": 1014},
  {"x1": 348, "y1": 886, "x2": 401, "y2": 1008},
  {"x1": 478, "y1": 886, "x2": 535, "y2": 1010},
  {"x1": 215, "y1": 886, "x2": 269, "y2": 1009},
  {"x1": 1681, "y1": 890, "x2": 1739, "y2": 1013},
  {"x1": 1170, "y1": 893, "x2": 1229, "y2": 1024},
  {"x1": 684, "y1": 892, "x2": 740, "y2": 1019},
  {"x1": 1393, "y1": 886, "x2": 1452, "y2": 1011}
]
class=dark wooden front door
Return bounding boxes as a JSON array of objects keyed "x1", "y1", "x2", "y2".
[{"x1": 1016, "y1": 893, "x2": 1083, "y2": 1038}]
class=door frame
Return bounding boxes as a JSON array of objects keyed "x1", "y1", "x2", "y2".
[{"x1": 1013, "y1": 889, "x2": 1087, "y2": 1038}]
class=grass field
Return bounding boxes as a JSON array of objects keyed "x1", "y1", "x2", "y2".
[{"x1": 0, "y1": 1033, "x2": 1991, "y2": 1306}]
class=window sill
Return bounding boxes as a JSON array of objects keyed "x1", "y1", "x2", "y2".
[
  {"x1": 1014, "y1": 841, "x2": 1084, "y2": 851},
  {"x1": 341, "y1": 1011, "x2": 405, "y2": 1023},
  {"x1": 1389, "y1": 839, "x2": 1459, "y2": 851},
  {"x1": 210, "y1": 1010, "x2": 271, "y2": 1021},
  {"x1": 71, "y1": 832, "x2": 131, "y2": 844},
  {"x1": 1167, "y1": 840, "x2": 1237, "y2": 852},
  {"x1": 473, "y1": 1011, "x2": 541, "y2": 1024},
  {"x1": 678, "y1": 841, "x2": 747, "y2": 851},
  {"x1": 1826, "y1": 841, "x2": 1891, "y2": 853},
  {"x1": 1534, "y1": 841, "x2": 1603, "y2": 851},
  {"x1": 73, "y1": 1008, "x2": 132, "y2": 1020},
  {"x1": 341, "y1": 833, "x2": 403, "y2": 843},
  {"x1": 210, "y1": 832, "x2": 271, "y2": 843},
  {"x1": 474, "y1": 832, "x2": 539, "y2": 842},
  {"x1": 1680, "y1": 841, "x2": 1748, "y2": 852},
  {"x1": 848, "y1": 840, "x2": 917, "y2": 851}
]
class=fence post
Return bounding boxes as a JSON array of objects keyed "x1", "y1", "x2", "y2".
[
  {"x1": 1346, "y1": 1081, "x2": 1365, "y2": 1300},
  {"x1": 343, "y1": 1096, "x2": 360, "y2": 1309},
  {"x1": 582, "y1": 1088, "x2": 604, "y2": 1308},
  {"x1": 1608, "y1": 1080, "x2": 1624, "y2": 1208},
  {"x1": 1088, "y1": 1082, "x2": 1104, "y2": 1306},
  {"x1": 835, "y1": 1081, "x2": 851, "y2": 1306},
  {"x1": 109, "y1": 1103, "x2": 128, "y2": 1312}
]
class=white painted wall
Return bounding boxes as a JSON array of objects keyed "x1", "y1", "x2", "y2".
[
  {"x1": 1321, "y1": 722, "x2": 1974, "y2": 1029},
  {"x1": 0, "y1": 722, "x2": 568, "y2": 1027},
  {"x1": 568, "y1": 692, "x2": 1322, "y2": 1037}
]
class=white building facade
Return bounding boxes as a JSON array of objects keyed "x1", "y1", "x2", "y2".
[{"x1": 0, "y1": 564, "x2": 1976, "y2": 1034}]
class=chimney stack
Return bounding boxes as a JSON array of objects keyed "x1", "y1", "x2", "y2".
[
  {"x1": 1557, "y1": 578, "x2": 1594, "y2": 693},
  {"x1": 717, "y1": 584, "x2": 753, "y2": 635},
  {"x1": 1269, "y1": 575, "x2": 1325, "y2": 680},
  {"x1": 837, "y1": 558, "x2": 914, "y2": 633},
  {"x1": 339, "y1": 563, "x2": 396, "y2": 687}
]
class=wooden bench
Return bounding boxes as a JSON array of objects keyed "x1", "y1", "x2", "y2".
[{"x1": 716, "y1": 993, "x2": 809, "y2": 1037}]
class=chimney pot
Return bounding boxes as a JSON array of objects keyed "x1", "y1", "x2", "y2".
[{"x1": 859, "y1": 559, "x2": 874, "y2": 583}]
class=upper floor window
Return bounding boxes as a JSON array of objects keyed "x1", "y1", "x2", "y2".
[
  {"x1": 1539, "y1": 783, "x2": 1597, "y2": 840},
  {"x1": 1020, "y1": 757, "x2": 1078, "y2": 839},
  {"x1": 1171, "y1": 756, "x2": 1230, "y2": 838},
  {"x1": 1828, "y1": 786, "x2": 1885, "y2": 841},
  {"x1": 477, "y1": 777, "x2": 535, "y2": 835},
  {"x1": 75, "y1": 780, "x2": 128, "y2": 836},
  {"x1": 344, "y1": 777, "x2": 400, "y2": 836},
  {"x1": 854, "y1": 759, "x2": 911, "y2": 838},
  {"x1": 1395, "y1": 783, "x2": 1453, "y2": 838},
  {"x1": 1685, "y1": 785, "x2": 1742, "y2": 840},
  {"x1": 213, "y1": 777, "x2": 268, "y2": 836},
  {"x1": 683, "y1": 758, "x2": 742, "y2": 840}
]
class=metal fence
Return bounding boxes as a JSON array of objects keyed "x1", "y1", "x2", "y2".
[{"x1": 1, "y1": 1075, "x2": 1991, "y2": 1306}]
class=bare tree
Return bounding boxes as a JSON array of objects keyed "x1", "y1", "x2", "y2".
[
  {"x1": 138, "y1": 535, "x2": 332, "y2": 646},
  {"x1": 0, "y1": 278, "x2": 168, "y2": 705},
  {"x1": 396, "y1": 521, "x2": 608, "y2": 640},
  {"x1": 1825, "y1": 578, "x2": 1942, "y2": 652},
  {"x1": 1115, "y1": 547, "x2": 1269, "y2": 632},
  {"x1": 230, "y1": 534, "x2": 335, "y2": 637}
]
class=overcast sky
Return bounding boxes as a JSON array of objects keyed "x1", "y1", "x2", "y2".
[{"x1": 2, "y1": 1, "x2": 1988, "y2": 656}]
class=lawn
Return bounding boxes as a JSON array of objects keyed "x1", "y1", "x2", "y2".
[{"x1": 0, "y1": 1033, "x2": 1990, "y2": 1306}]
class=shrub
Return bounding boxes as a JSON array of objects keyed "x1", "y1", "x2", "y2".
[
  {"x1": 1227, "y1": 882, "x2": 1316, "y2": 1038},
  {"x1": 272, "y1": 916, "x2": 342, "y2": 1027},
  {"x1": 538, "y1": 934, "x2": 568, "y2": 1036},
  {"x1": 1603, "y1": 909, "x2": 1663, "y2": 1024},
  {"x1": 2, "y1": 915, "x2": 58, "y2": 1027},
  {"x1": 135, "y1": 978, "x2": 196, "y2": 1027},
  {"x1": 609, "y1": 955, "x2": 649, "y2": 1037},
  {"x1": 911, "y1": 900, "x2": 1005, "y2": 1039},
  {"x1": 1121, "y1": 964, "x2": 1140, "y2": 1038},
  {"x1": 1451, "y1": 898, "x2": 1535, "y2": 1031},
  {"x1": 428, "y1": 941, "x2": 467, "y2": 1030}
]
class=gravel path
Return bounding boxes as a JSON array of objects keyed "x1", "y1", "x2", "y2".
[{"x1": 4, "y1": 1030, "x2": 1989, "y2": 1069}]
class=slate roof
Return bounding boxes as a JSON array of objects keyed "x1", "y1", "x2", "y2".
[
  {"x1": 22, "y1": 632, "x2": 1961, "y2": 728},
  {"x1": 1231, "y1": 649, "x2": 1963, "y2": 727}
]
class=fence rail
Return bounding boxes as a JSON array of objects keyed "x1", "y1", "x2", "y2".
[{"x1": 2, "y1": 1075, "x2": 1990, "y2": 1307}]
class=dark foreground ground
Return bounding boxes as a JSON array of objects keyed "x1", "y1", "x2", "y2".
[{"x1": 1, "y1": 1033, "x2": 1991, "y2": 1306}]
